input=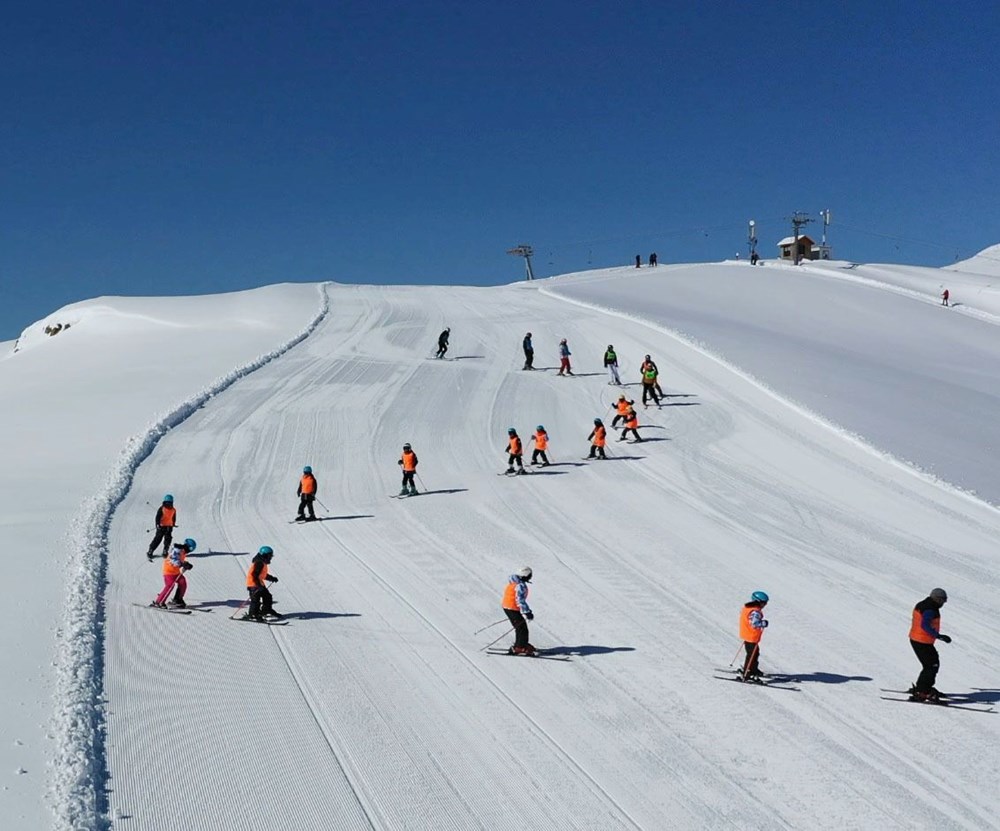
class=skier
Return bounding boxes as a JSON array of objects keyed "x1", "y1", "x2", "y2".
[
  {"x1": 641, "y1": 354, "x2": 665, "y2": 398},
  {"x1": 296, "y1": 465, "x2": 318, "y2": 521},
  {"x1": 941, "y1": 289, "x2": 950, "y2": 307},
  {"x1": 620, "y1": 406, "x2": 642, "y2": 442},
  {"x1": 604, "y1": 344, "x2": 622, "y2": 385},
  {"x1": 522, "y1": 332, "x2": 534, "y2": 370},
  {"x1": 739, "y1": 591, "x2": 769, "y2": 682},
  {"x1": 635, "y1": 254, "x2": 642, "y2": 268},
  {"x1": 649, "y1": 252, "x2": 658, "y2": 267},
  {"x1": 397, "y1": 443, "x2": 419, "y2": 496},
  {"x1": 436, "y1": 327, "x2": 450, "y2": 359},
  {"x1": 530, "y1": 425, "x2": 550, "y2": 466},
  {"x1": 587, "y1": 418, "x2": 607, "y2": 459},
  {"x1": 909, "y1": 588, "x2": 950, "y2": 701},
  {"x1": 641, "y1": 363, "x2": 661, "y2": 407},
  {"x1": 243, "y1": 545, "x2": 282, "y2": 621},
  {"x1": 504, "y1": 428, "x2": 525, "y2": 474},
  {"x1": 146, "y1": 494, "x2": 177, "y2": 561},
  {"x1": 611, "y1": 393, "x2": 635, "y2": 428},
  {"x1": 151, "y1": 537, "x2": 196, "y2": 608},
  {"x1": 502, "y1": 567, "x2": 535, "y2": 655},
  {"x1": 750, "y1": 251, "x2": 760, "y2": 265},
  {"x1": 557, "y1": 338, "x2": 573, "y2": 376}
]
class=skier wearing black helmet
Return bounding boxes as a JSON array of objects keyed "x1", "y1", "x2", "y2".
[
  {"x1": 604, "y1": 345, "x2": 621, "y2": 385},
  {"x1": 436, "y1": 328, "x2": 450, "y2": 359},
  {"x1": 398, "y1": 443, "x2": 419, "y2": 496},
  {"x1": 522, "y1": 332, "x2": 534, "y2": 370},
  {"x1": 504, "y1": 428, "x2": 525, "y2": 474},
  {"x1": 908, "y1": 588, "x2": 950, "y2": 702}
]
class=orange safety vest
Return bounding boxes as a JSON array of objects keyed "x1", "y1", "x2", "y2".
[
  {"x1": 593, "y1": 425, "x2": 606, "y2": 447},
  {"x1": 502, "y1": 580, "x2": 528, "y2": 610},
  {"x1": 616, "y1": 399, "x2": 630, "y2": 415},
  {"x1": 247, "y1": 562, "x2": 269, "y2": 588},
  {"x1": 163, "y1": 548, "x2": 186, "y2": 576},
  {"x1": 534, "y1": 430, "x2": 548, "y2": 450},
  {"x1": 508, "y1": 436, "x2": 522, "y2": 455},
  {"x1": 159, "y1": 505, "x2": 177, "y2": 527},
  {"x1": 625, "y1": 410, "x2": 638, "y2": 429},
  {"x1": 400, "y1": 450, "x2": 417, "y2": 471},
  {"x1": 739, "y1": 605, "x2": 765, "y2": 643},
  {"x1": 300, "y1": 474, "x2": 316, "y2": 494},
  {"x1": 909, "y1": 607, "x2": 939, "y2": 644}
]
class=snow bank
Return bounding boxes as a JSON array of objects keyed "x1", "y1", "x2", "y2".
[
  {"x1": 948, "y1": 242, "x2": 1000, "y2": 277},
  {"x1": 49, "y1": 285, "x2": 330, "y2": 831}
]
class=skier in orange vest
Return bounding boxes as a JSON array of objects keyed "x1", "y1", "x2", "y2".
[
  {"x1": 611, "y1": 394, "x2": 635, "y2": 428},
  {"x1": 530, "y1": 426, "x2": 550, "y2": 466},
  {"x1": 619, "y1": 405, "x2": 642, "y2": 442},
  {"x1": 296, "y1": 466, "x2": 318, "y2": 521},
  {"x1": 739, "y1": 591, "x2": 769, "y2": 682},
  {"x1": 398, "y1": 443, "x2": 419, "y2": 496},
  {"x1": 587, "y1": 418, "x2": 607, "y2": 459},
  {"x1": 909, "y1": 588, "x2": 950, "y2": 701},
  {"x1": 505, "y1": 428, "x2": 525, "y2": 474},
  {"x1": 243, "y1": 545, "x2": 282, "y2": 621},
  {"x1": 146, "y1": 494, "x2": 178, "y2": 560},
  {"x1": 502, "y1": 567, "x2": 536, "y2": 655}
]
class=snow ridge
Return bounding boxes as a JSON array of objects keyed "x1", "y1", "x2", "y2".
[{"x1": 49, "y1": 283, "x2": 330, "y2": 831}]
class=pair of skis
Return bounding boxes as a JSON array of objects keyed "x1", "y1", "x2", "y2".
[
  {"x1": 879, "y1": 689, "x2": 995, "y2": 713},
  {"x1": 131, "y1": 602, "x2": 211, "y2": 617},
  {"x1": 484, "y1": 648, "x2": 570, "y2": 662},
  {"x1": 712, "y1": 668, "x2": 800, "y2": 691}
]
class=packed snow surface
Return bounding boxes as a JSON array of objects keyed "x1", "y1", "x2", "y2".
[{"x1": 2, "y1": 259, "x2": 999, "y2": 830}]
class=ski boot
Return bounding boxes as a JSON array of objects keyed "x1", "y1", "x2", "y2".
[
  {"x1": 169, "y1": 598, "x2": 187, "y2": 609},
  {"x1": 408, "y1": 486, "x2": 418, "y2": 496},
  {"x1": 399, "y1": 487, "x2": 409, "y2": 496},
  {"x1": 263, "y1": 609, "x2": 284, "y2": 619}
]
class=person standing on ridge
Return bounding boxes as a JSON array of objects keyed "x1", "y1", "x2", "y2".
[
  {"x1": 612, "y1": 393, "x2": 635, "y2": 428},
  {"x1": 557, "y1": 338, "x2": 573, "y2": 376},
  {"x1": 604, "y1": 344, "x2": 622, "y2": 385},
  {"x1": 635, "y1": 254, "x2": 642, "y2": 268},
  {"x1": 151, "y1": 537, "x2": 196, "y2": 608},
  {"x1": 296, "y1": 466, "x2": 318, "y2": 521},
  {"x1": 397, "y1": 443, "x2": 419, "y2": 496},
  {"x1": 502, "y1": 567, "x2": 536, "y2": 655},
  {"x1": 530, "y1": 425, "x2": 550, "y2": 466},
  {"x1": 436, "y1": 327, "x2": 450, "y2": 359},
  {"x1": 620, "y1": 405, "x2": 642, "y2": 442},
  {"x1": 522, "y1": 332, "x2": 534, "y2": 370},
  {"x1": 739, "y1": 591, "x2": 769, "y2": 682},
  {"x1": 587, "y1": 418, "x2": 607, "y2": 459},
  {"x1": 941, "y1": 289, "x2": 950, "y2": 307},
  {"x1": 909, "y1": 588, "x2": 951, "y2": 701},
  {"x1": 504, "y1": 428, "x2": 525, "y2": 474},
  {"x1": 244, "y1": 546, "x2": 282, "y2": 621},
  {"x1": 649, "y1": 252, "x2": 658, "y2": 267},
  {"x1": 146, "y1": 494, "x2": 177, "y2": 560}
]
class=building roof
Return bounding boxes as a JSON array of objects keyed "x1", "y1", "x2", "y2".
[{"x1": 777, "y1": 235, "x2": 815, "y2": 246}]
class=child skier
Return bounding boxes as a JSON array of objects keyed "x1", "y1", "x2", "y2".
[
  {"x1": 502, "y1": 567, "x2": 536, "y2": 655},
  {"x1": 244, "y1": 546, "x2": 282, "y2": 621},
  {"x1": 398, "y1": 443, "x2": 419, "y2": 495},
  {"x1": 152, "y1": 537, "x2": 196, "y2": 608},
  {"x1": 909, "y1": 588, "x2": 950, "y2": 701},
  {"x1": 505, "y1": 428, "x2": 525, "y2": 474},
  {"x1": 620, "y1": 406, "x2": 642, "y2": 442},
  {"x1": 557, "y1": 339, "x2": 573, "y2": 376},
  {"x1": 739, "y1": 591, "x2": 769, "y2": 682},
  {"x1": 611, "y1": 394, "x2": 635, "y2": 428},
  {"x1": 587, "y1": 418, "x2": 607, "y2": 459},
  {"x1": 146, "y1": 494, "x2": 177, "y2": 560},
  {"x1": 530, "y1": 426, "x2": 550, "y2": 466},
  {"x1": 296, "y1": 465, "x2": 318, "y2": 521}
]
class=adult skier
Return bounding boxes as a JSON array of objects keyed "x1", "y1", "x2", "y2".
[
  {"x1": 604, "y1": 344, "x2": 622, "y2": 385},
  {"x1": 641, "y1": 362, "x2": 661, "y2": 407},
  {"x1": 941, "y1": 289, "x2": 950, "y2": 307},
  {"x1": 243, "y1": 546, "x2": 282, "y2": 621},
  {"x1": 641, "y1": 354, "x2": 665, "y2": 398},
  {"x1": 436, "y1": 327, "x2": 450, "y2": 359},
  {"x1": 504, "y1": 428, "x2": 525, "y2": 474},
  {"x1": 530, "y1": 425, "x2": 550, "y2": 466},
  {"x1": 587, "y1": 418, "x2": 607, "y2": 459},
  {"x1": 151, "y1": 537, "x2": 196, "y2": 608},
  {"x1": 611, "y1": 394, "x2": 635, "y2": 428},
  {"x1": 739, "y1": 591, "x2": 769, "y2": 682},
  {"x1": 146, "y1": 494, "x2": 177, "y2": 560},
  {"x1": 909, "y1": 588, "x2": 950, "y2": 701},
  {"x1": 296, "y1": 466, "x2": 318, "y2": 521},
  {"x1": 557, "y1": 338, "x2": 573, "y2": 376},
  {"x1": 397, "y1": 443, "x2": 419, "y2": 496},
  {"x1": 522, "y1": 332, "x2": 534, "y2": 370},
  {"x1": 620, "y1": 406, "x2": 642, "y2": 442},
  {"x1": 502, "y1": 567, "x2": 536, "y2": 655}
]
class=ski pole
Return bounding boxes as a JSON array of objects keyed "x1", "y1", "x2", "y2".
[
  {"x1": 479, "y1": 627, "x2": 514, "y2": 651},
  {"x1": 474, "y1": 618, "x2": 509, "y2": 635},
  {"x1": 728, "y1": 642, "x2": 743, "y2": 667},
  {"x1": 315, "y1": 496, "x2": 330, "y2": 512},
  {"x1": 415, "y1": 472, "x2": 428, "y2": 493},
  {"x1": 229, "y1": 597, "x2": 249, "y2": 620}
]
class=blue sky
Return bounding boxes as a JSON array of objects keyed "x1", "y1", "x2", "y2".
[{"x1": 3, "y1": 0, "x2": 998, "y2": 338}]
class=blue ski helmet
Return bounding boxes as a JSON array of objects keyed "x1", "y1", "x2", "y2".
[
  {"x1": 507, "y1": 427, "x2": 516, "y2": 434},
  {"x1": 536, "y1": 425, "x2": 545, "y2": 432},
  {"x1": 303, "y1": 465, "x2": 312, "y2": 474},
  {"x1": 163, "y1": 494, "x2": 174, "y2": 503},
  {"x1": 594, "y1": 417, "x2": 602, "y2": 424},
  {"x1": 751, "y1": 590, "x2": 769, "y2": 603},
  {"x1": 182, "y1": 538, "x2": 197, "y2": 552},
  {"x1": 259, "y1": 545, "x2": 274, "y2": 557}
]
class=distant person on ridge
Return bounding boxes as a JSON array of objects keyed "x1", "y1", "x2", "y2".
[
  {"x1": 436, "y1": 327, "x2": 450, "y2": 359},
  {"x1": 296, "y1": 466, "x2": 318, "y2": 522},
  {"x1": 739, "y1": 591, "x2": 769, "y2": 682},
  {"x1": 587, "y1": 418, "x2": 607, "y2": 459},
  {"x1": 146, "y1": 494, "x2": 177, "y2": 560},
  {"x1": 604, "y1": 344, "x2": 622, "y2": 385},
  {"x1": 649, "y1": 252, "x2": 658, "y2": 266},
  {"x1": 243, "y1": 546, "x2": 282, "y2": 622},
  {"x1": 557, "y1": 338, "x2": 573, "y2": 376},
  {"x1": 941, "y1": 289, "x2": 950, "y2": 306},
  {"x1": 750, "y1": 251, "x2": 760, "y2": 265},
  {"x1": 504, "y1": 428, "x2": 525, "y2": 474},
  {"x1": 397, "y1": 443, "x2": 418, "y2": 496},
  {"x1": 612, "y1": 393, "x2": 635, "y2": 428},
  {"x1": 522, "y1": 332, "x2": 534, "y2": 370},
  {"x1": 502, "y1": 567, "x2": 536, "y2": 655},
  {"x1": 530, "y1": 425, "x2": 550, "y2": 466},
  {"x1": 151, "y1": 537, "x2": 196, "y2": 609},
  {"x1": 909, "y1": 588, "x2": 950, "y2": 702},
  {"x1": 635, "y1": 254, "x2": 642, "y2": 268}
]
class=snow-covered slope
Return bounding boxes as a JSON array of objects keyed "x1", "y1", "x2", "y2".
[
  {"x1": 4, "y1": 267, "x2": 1000, "y2": 830},
  {"x1": 948, "y1": 242, "x2": 1000, "y2": 278}
]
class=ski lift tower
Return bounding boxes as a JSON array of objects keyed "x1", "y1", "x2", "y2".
[
  {"x1": 790, "y1": 212, "x2": 813, "y2": 265},
  {"x1": 748, "y1": 220, "x2": 758, "y2": 259},
  {"x1": 507, "y1": 244, "x2": 536, "y2": 281}
]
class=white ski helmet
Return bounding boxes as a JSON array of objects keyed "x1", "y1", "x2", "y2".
[{"x1": 517, "y1": 566, "x2": 533, "y2": 581}]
